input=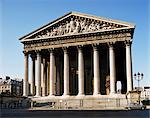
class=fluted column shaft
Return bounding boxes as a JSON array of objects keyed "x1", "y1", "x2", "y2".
[
  {"x1": 56, "y1": 68, "x2": 60, "y2": 95},
  {"x1": 36, "y1": 51, "x2": 41, "y2": 97},
  {"x1": 63, "y1": 48, "x2": 70, "y2": 96},
  {"x1": 78, "y1": 46, "x2": 84, "y2": 95},
  {"x1": 109, "y1": 44, "x2": 116, "y2": 94},
  {"x1": 23, "y1": 52, "x2": 28, "y2": 97},
  {"x1": 93, "y1": 46, "x2": 100, "y2": 95},
  {"x1": 42, "y1": 58, "x2": 47, "y2": 96},
  {"x1": 49, "y1": 50, "x2": 55, "y2": 96},
  {"x1": 30, "y1": 55, "x2": 35, "y2": 96},
  {"x1": 126, "y1": 41, "x2": 133, "y2": 92}
]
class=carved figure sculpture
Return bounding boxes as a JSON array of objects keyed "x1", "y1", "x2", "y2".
[
  {"x1": 69, "y1": 18, "x2": 75, "y2": 33},
  {"x1": 57, "y1": 25, "x2": 63, "y2": 35},
  {"x1": 95, "y1": 22, "x2": 101, "y2": 30},
  {"x1": 73, "y1": 19, "x2": 80, "y2": 33},
  {"x1": 50, "y1": 27, "x2": 57, "y2": 36},
  {"x1": 61, "y1": 24, "x2": 66, "y2": 35},
  {"x1": 101, "y1": 24, "x2": 107, "y2": 30},
  {"x1": 46, "y1": 30, "x2": 51, "y2": 36},
  {"x1": 65, "y1": 21, "x2": 70, "y2": 34},
  {"x1": 87, "y1": 21, "x2": 96, "y2": 32},
  {"x1": 33, "y1": 17, "x2": 115, "y2": 38},
  {"x1": 80, "y1": 19, "x2": 88, "y2": 33}
]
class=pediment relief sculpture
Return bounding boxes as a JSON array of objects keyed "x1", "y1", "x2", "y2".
[
  {"x1": 20, "y1": 12, "x2": 135, "y2": 41},
  {"x1": 30, "y1": 17, "x2": 126, "y2": 39}
]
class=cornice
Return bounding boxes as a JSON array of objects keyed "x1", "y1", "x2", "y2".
[
  {"x1": 19, "y1": 12, "x2": 135, "y2": 42},
  {"x1": 21, "y1": 27, "x2": 134, "y2": 43}
]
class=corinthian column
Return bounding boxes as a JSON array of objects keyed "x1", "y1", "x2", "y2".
[
  {"x1": 49, "y1": 49, "x2": 55, "y2": 96},
  {"x1": 30, "y1": 54, "x2": 35, "y2": 96},
  {"x1": 93, "y1": 45, "x2": 100, "y2": 95},
  {"x1": 35, "y1": 51, "x2": 41, "y2": 97},
  {"x1": 78, "y1": 46, "x2": 84, "y2": 96},
  {"x1": 63, "y1": 48, "x2": 70, "y2": 96},
  {"x1": 125, "y1": 41, "x2": 133, "y2": 92},
  {"x1": 23, "y1": 51, "x2": 28, "y2": 97},
  {"x1": 42, "y1": 58, "x2": 47, "y2": 96},
  {"x1": 109, "y1": 43, "x2": 116, "y2": 95}
]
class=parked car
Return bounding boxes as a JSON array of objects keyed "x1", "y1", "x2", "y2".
[
  {"x1": 125, "y1": 103, "x2": 146, "y2": 110},
  {"x1": 142, "y1": 98, "x2": 150, "y2": 105}
]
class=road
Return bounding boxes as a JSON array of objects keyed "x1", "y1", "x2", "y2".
[{"x1": 1, "y1": 109, "x2": 149, "y2": 118}]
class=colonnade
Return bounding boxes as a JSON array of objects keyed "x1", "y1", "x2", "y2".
[{"x1": 23, "y1": 42, "x2": 133, "y2": 97}]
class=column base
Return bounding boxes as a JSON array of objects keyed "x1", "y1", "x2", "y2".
[
  {"x1": 109, "y1": 92, "x2": 117, "y2": 97},
  {"x1": 62, "y1": 94, "x2": 70, "y2": 98},
  {"x1": 48, "y1": 94, "x2": 55, "y2": 97},
  {"x1": 93, "y1": 93, "x2": 101, "y2": 97},
  {"x1": 42, "y1": 95, "x2": 46, "y2": 97},
  {"x1": 34, "y1": 95, "x2": 41, "y2": 97},
  {"x1": 77, "y1": 93, "x2": 85, "y2": 96},
  {"x1": 30, "y1": 94, "x2": 35, "y2": 96},
  {"x1": 23, "y1": 95, "x2": 28, "y2": 97}
]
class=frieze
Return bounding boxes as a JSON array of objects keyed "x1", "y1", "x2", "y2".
[{"x1": 24, "y1": 33, "x2": 131, "y2": 50}]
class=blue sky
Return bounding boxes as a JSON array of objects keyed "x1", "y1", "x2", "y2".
[{"x1": 0, "y1": 0, "x2": 149, "y2": 87}]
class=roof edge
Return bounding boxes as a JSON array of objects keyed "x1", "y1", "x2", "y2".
[
  {"x1": 19, "y1": 12, "x2": 73, "y2": 40},
  {"x1": 19, "y1": 11, "x2": 135, "y2": 41}
]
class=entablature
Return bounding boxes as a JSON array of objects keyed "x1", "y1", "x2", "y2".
[{"x1": 23, "y1": 31, "x2": 132, "y2": 52}]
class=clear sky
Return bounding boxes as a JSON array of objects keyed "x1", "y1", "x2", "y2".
[{"x1": 0, "y1": 0, "x2": 149, "y2": 87}]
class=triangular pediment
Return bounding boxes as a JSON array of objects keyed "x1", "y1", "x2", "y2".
[{"x1": 20, "y1": 12, "x2": 135, "y2": 41}]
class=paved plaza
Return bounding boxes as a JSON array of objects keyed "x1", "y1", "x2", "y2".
[{"x1": 1, "y1": 109, "x2": 149, "y2": 118}]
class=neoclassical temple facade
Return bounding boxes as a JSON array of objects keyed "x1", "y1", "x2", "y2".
[{"x1": 19, "y1": 12, "x2": 135, "y2": 98}]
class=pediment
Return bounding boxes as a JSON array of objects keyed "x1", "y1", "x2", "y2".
[{"x1": 20, "y1": 12, "x2": 135, "y2": 42}]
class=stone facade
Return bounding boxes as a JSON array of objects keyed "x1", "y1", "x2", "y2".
[
  {"x1": 134, "y1": 87, "x2": 150, "y2": 99},
  {"x1": 19, "y1": 12, "x2": 135, "y2": 100},
  {"x1": 0, "y1": 77, "x2": 23, "y2": 96}
]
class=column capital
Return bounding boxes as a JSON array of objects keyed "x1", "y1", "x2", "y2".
[
  {"x1": 77, "y1": 45, "x2": 84, "y2": 50},
  {"x1": 23, "y1": 51, "x2": 28, "y2": 56},
  {"x1": 35, "y1": 50, "x2": 41, "y2": 54},
  {"x1": 125, "y1": 40, "x2": 132, "y2": 46},
  {"x1": 108, "y1": 42, "x2": 115, "y2": 48},
  {"x1": 62, "y1": 47, "x2": 69, "y2": 52},
  {"x1": 48, "y1": 48, "x2": 54, "y2": 52},
  {"x1": 92, "y1": 44, "x2": 99, "y2": 51},
  {"x1": 30, "y1": 54, "x2": 36, "y2": 60}
]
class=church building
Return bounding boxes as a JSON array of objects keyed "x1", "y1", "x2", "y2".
[{"x1": 19, "y1": 12, "x2": 135, "y2": 109}]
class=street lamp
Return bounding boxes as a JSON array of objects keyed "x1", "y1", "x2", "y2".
[
  {"x1": 134, "y1": 72, "x2": 144, "y2": 90},
  {"x1": 134, "y1": 72, "x2": 144, "y2": 104}
]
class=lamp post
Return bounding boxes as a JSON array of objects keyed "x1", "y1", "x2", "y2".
[
  {"x1": 134, "y1": 72, "x2": 144, "y2": 104},
  {"x1": 134, "y1": 72, "x2": 144, "y2": 90}
]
